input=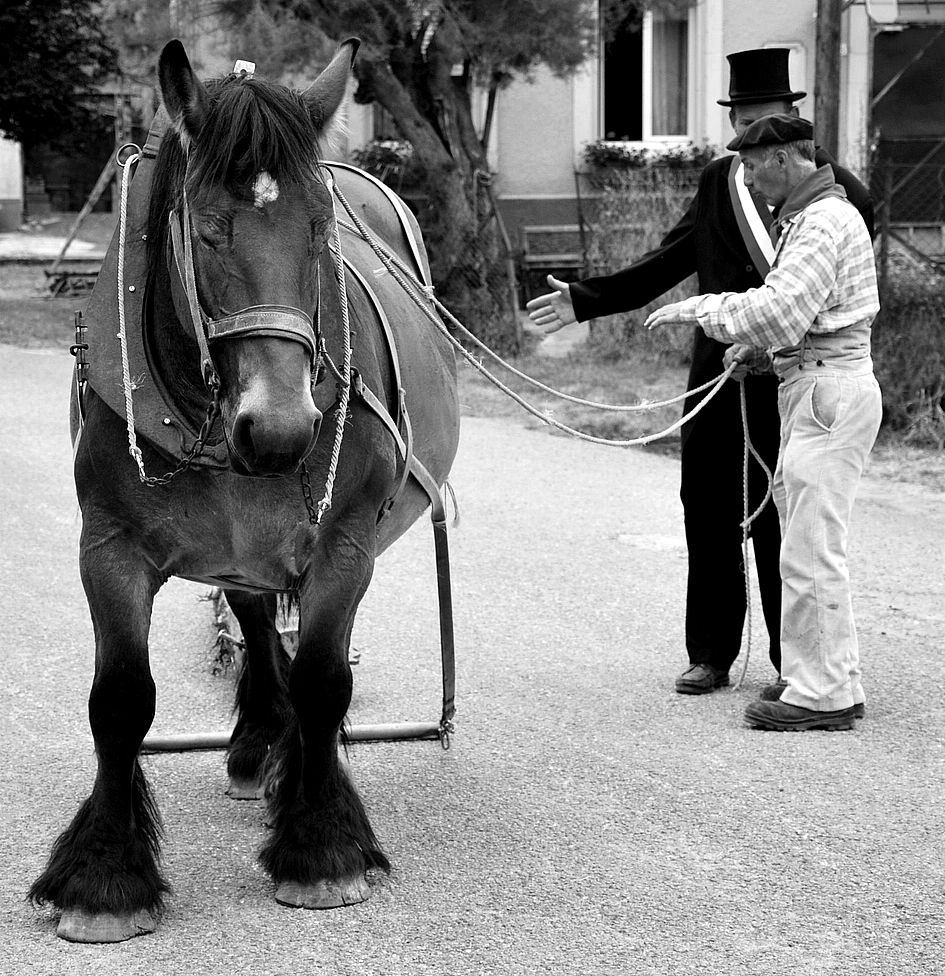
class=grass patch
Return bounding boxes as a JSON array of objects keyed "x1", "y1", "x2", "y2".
[
  {"x1": 0, "y1": 266, "x2": 85, "y2": 349},
  {"x1": 459, "y1": 343, "x2": 690, "y2": 458}
]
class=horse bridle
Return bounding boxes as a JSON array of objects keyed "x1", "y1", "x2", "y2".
[{"x1": 168, "y1": 193, "x2": 320, "y2": 391}]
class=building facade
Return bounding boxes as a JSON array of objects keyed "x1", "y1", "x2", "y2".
[{"x1": 474, "y1": 0, "x2": 880, "y2": 236}]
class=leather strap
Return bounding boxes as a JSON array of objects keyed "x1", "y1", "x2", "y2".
[
  {"x1": 207, "y1": 305, "x2": 316, "y2": 357},
  {"x1": 169, "y1": 199, "x2": 216, "y2": 384},
  {"x1": 349, "y1": 372, "x2": 453, "y2": 731}
]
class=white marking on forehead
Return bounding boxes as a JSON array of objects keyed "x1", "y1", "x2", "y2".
[{"x1": 253, "y1": 172, "x2": 279, "y2": 208}]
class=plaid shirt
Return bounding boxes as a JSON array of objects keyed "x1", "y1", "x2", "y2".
[{"x1": 669, "y1": 193, "x2": 879, "y2": 353}]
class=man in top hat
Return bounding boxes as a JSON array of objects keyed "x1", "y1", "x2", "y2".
[
  {"x1": 526, "y1": 49, "x2": 874, "y2": 700},
  {"x1": 645, "y1": 113, "x2": 882, "y2": 730}
]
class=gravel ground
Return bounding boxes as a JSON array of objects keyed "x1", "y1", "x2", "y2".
[{"x1": 1, "y1": 346, "x2": 943, "y2": 976}]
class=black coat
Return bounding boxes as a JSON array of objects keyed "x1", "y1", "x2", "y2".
[{"x1": 570, "y1": 149, "x2": 875, "y2": 395}]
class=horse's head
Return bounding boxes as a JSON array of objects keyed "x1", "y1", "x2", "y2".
[{"x1": 155, "y1": 38, "x2": 358, "y2": 477}]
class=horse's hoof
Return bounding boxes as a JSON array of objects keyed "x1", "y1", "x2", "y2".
[
  {"x1": 226, "y1": 777, "x2": 264, "y2": 800},
  {"x1": 57, "y1": 907, "x2": 158, "y2": 943},
  {"x1": 275, "y1": 875, "x2": 371, "y2": 909}
]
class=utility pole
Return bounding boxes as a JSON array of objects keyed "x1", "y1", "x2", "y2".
[{"x1": 815, "y1": 0, "x2": 842, "y2": 159}]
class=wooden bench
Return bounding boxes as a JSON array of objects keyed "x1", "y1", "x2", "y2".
[{"x1": 518, "y1": 224, "x2": 586, "y2": 302}]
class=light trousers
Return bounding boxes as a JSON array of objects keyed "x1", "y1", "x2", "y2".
[{"x1": 773, "y1": 361, "x2": 882, "y2": 712}]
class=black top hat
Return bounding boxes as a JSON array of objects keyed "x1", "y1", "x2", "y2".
[{"x1": 717, "y1": 48, "x2": 807, "y2": 107}]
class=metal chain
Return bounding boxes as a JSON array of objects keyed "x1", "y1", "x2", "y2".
[
  {"x1": 140, "y1": 390, "x2": 221, "y2": 487},
  {"x1": 299, "y1": 461, "x2": 318, "y2": 525}
]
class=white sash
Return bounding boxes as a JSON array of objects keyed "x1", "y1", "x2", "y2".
[{"x1": 728, "y1": 158, "x2": 776, "y2": 274}]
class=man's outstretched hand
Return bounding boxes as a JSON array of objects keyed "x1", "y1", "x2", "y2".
[
  {"x1": 525, "y1": 275, "x2": 577, "y2": 334},
  {"x1": 643, "y1": 302, "x2": 689, "y2": 331}
]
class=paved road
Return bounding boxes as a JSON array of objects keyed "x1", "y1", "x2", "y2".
[{"x1": 1, "y1": 346, "x2": 944, "y2": 976}]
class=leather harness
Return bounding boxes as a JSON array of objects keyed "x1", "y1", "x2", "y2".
[{"x1": 73, "y1": 110, "x2": 457, "y2": 740}]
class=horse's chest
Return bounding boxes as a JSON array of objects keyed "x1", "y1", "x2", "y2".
[{"x1": 145, "y1": 486, "x2": 306, "y2": 591}]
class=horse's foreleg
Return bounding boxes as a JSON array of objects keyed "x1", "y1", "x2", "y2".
[
  {"x1": 224, "y1": 590, "x2": 291, "y2": 799},
  {"x1": 260, "y1": 522, "x2": 389, "y2": 909},
  {"x1": 29, "y1": 537, "x2": 167, "y2": 943}
]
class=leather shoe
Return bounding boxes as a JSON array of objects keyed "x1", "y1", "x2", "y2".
[
  {"x1": 761, "y1": 679, "x2": 865, "y2": 718},
  {"x1": 675, "y1": 663, "x2": 729, "y2": 695},
  {"x1": 744, "y1": 700, "x2": 856, "y2": 731}
]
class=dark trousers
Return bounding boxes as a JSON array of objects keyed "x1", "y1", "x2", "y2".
[{"x1": 679, "y1": 373, "x2": 782, "y2": 674}]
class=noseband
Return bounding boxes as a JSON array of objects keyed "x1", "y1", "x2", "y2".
[{"x1": 168, "y1": 195, "x2": 319, "y2": 389}]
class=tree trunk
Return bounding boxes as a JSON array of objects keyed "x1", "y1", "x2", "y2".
[
  {"x1": 814, "y1": 0, "x2": 841, "y2": 159},
  {"x1": 355, "y1": 52, "x2": 519, "y2": 352}
]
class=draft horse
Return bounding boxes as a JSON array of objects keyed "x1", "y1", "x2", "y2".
[{"x1": 29, "y1": 38, "x2": 459, "y2": 942}]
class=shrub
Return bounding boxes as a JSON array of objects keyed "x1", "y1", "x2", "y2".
[
  {"x1": 582, "y1": 139, "x2": 718, "y2": 171},
  {"x1": 350, "y1": 139, "x2": 422, "y2": 189},
  {"x1": 873, "y1": 257, "x2": 945, "y2": 448}
]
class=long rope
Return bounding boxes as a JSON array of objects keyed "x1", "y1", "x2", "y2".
[
  {"x1": 732, "y1": 382, "x2": 775, "y2": 690},
  {"x1": 332, "y1": 190, "x2": 737, "y2": 447}
]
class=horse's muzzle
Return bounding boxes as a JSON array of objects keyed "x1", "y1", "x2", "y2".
[{"x1": 227, "y1": 403, "x2": 322, "y2": 477}]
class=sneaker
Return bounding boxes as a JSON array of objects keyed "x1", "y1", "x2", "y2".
[
  {"x1": 760, "y1": 680, "x2": 865, "y2": 718},
  {"x1": 744, "y1": 700, "x2": 856, "y2": 731},
  {"x1": 675, "y1": 663, "x2": 730, "y2": 695}
]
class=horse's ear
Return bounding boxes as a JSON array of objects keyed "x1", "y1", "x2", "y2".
[
  {"x1": 300, "y1": 38, "x2": 360, "y2": 136},
  {"x1": 158, "y1": 39, "x2": 209, "y2": 149}
]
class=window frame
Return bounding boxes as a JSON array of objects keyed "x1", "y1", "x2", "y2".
[{"x1": 601, "y1": 6, "x2": 695, "y2": 147}]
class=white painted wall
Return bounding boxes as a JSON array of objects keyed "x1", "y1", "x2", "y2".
[
  {"x1": 495, "y1": 64, "x2": 577, "y2": 198},
  {"x1": 0, "y1": 137, "x2": 23, "y2": 231}
]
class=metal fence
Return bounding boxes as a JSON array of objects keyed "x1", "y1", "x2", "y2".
[
  {"x1": 872, "y1": 162, "x2": 945, "y2": 284},
  {"x1": 870, "y1": 138, "x2": 945, "y2": 283}
]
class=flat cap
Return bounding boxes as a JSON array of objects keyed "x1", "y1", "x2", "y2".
[{"x1": 726, "y1": 114, "x2": 814, "y2": 152}]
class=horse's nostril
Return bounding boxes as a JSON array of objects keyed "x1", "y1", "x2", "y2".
[{"x1": 230, "y1": 404, "x2": 320, "y2": 475}]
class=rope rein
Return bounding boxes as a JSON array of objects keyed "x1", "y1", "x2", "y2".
[
  {"x1": 331, "y1": 193, "x2": 739, "y2": 448},
  {"x1": 308, "y1": 184, "x2": 354, "y2": 524}
]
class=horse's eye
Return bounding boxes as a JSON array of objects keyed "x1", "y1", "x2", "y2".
[{"x1": 196, "y1": 217, "x2": 230, "y2": 248}]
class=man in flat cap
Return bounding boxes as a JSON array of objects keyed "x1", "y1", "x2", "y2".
[
  {"x1": 527, "y1": 49, "x2": 874, "y2": 704},
  {"x1": 645, "y1": 113, "x2": 882, "y2": 730}
]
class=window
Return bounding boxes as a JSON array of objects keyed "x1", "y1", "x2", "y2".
[{"x1": 602, "y1": 5, "x2": 690, "y2": 141}]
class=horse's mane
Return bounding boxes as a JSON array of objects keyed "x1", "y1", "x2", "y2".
[{"x1": 147, "y1": 74, "x2": 323, "y2": 273}]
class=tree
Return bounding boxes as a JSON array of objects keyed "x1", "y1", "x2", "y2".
[{"x1": 0, "y1": 0, "x2": 117, "y2": 153}]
